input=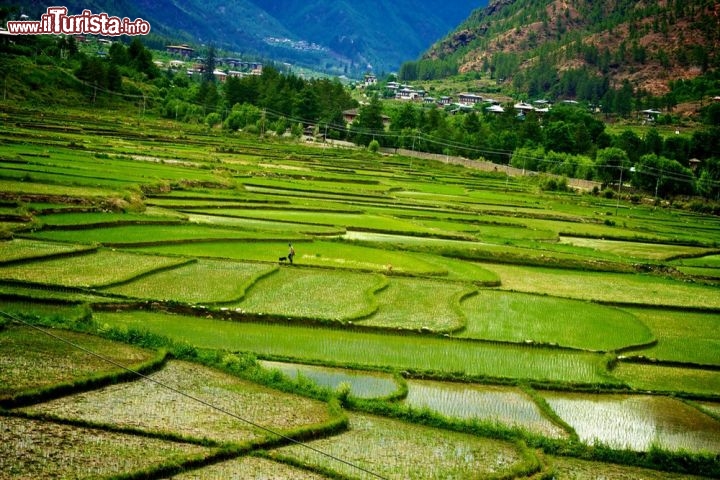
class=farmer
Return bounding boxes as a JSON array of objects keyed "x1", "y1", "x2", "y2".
[{"x1": 288, "y1": 243, "x2": 295, "y2": 264}]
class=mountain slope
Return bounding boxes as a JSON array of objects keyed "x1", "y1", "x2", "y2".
[
  {"x1": 251, "y1": 0, "x2": 483, "y2": 71},
  {"x1": 11, "y1": 0, "x2": 480, "y2": 75},
  {"x1": 423, "y1": 0, "x2": 720, "y2": 96}
]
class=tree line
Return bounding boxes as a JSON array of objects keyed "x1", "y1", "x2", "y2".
[{"x1": 3, "y1": 33, "x2": 719, "y2": 202}]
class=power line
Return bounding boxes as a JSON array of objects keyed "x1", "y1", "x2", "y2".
[
  {"x1": 43, "y1": 69, "x2": 720, "y2": 190},
  {"x1": 0, "y1": 310, "x2": 389, "y2": 480}
]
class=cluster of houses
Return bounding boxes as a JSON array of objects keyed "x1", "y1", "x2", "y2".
[
  {"x1": 165, "y1": 44, "x2": 263, "y2": 82},
  {"x1": 362, "y1": 74, "x2": 556, "y2": 116}
]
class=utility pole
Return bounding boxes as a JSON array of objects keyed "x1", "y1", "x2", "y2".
[{"x1": 615, "y1": 164, "x2": 624, "y2": 216}]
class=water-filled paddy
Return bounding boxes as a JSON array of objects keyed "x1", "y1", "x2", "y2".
[
  {"x1": 543, "y1": 392, "x2": 720, "y2": 453},
  {"x1": 403, "y1": 380, "x2": 566, "y2": 438},
  {"x1": 259, "y1": 360, "x2": 399, "y2": 399}
]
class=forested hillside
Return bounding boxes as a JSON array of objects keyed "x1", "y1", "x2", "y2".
[
  {"x1": 6, "y1": 0, "x2": 479, "y2": 75},
  {"x1": 403, "y1": 0, "x2": 719, "y2": 109}
]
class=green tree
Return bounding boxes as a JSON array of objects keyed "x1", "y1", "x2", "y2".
[
  {"x1": 613, "y1": 130, "x2": 643, "y2": 163},
  {"x1": 224, "y1": 103, "x2": 262, "y2": 131},
  {"x1": 543, "y1": 121, "x2": 575, "y2": 154},
  {"x1": 202, "y1": 45, "x2": 217, "y2": 84},
  {"x1": 106, "y1": 64, "x2": 122, "y2": 92},
  {"x1": 663, "y1": 135, "x2": 691, "y2": 166},
  {"x1": 75, "y1": 55, "x2": 107, "y2": 101},
  {"x1": 350, "y1": 95, "x2": 385, "y2": 146},
  {"x1": 633, "y1": 153, "x2": 694, "y2": 197},
  {"x1": 392, "y1": 103, "x2": 418, "y2": 131},
  {"x1": 696, "y1": 157, "x2": 720, "y2": 200},
  {"x1": 644, "y1": 128, "x2": 663, "y2": 155},
  {"x1": 615, "y1": 80, "x2": 634, "y2": 117},
  {"x1": 595, "y1": 147, "x2": 630, "y2": 185},
  {"x1": 109, "y1": 42, "x2": 129, "y2": 66},
  {"x1": 292, "y1": 85, "x2": 320, "y2": 122},
  {"x1": 127, "y1": 38, "x2": 158, "y2": 78}
]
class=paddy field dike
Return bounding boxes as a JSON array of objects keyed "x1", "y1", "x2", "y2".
[{"x1": 0, "y1": 106, "x2": 719, "y2": 479}]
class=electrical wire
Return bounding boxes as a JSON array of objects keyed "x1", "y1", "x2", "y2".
[
  {"x1": 0, "y1": 310, "x2": 389, "y2": 480},
  {"x1": 31, "y1": 67, "x2": 720, "y2": 190}
]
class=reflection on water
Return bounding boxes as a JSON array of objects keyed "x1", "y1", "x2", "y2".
[
  {"x1": 259, "y1": 361, "x2": 399, "y2": 399},
  {"x1": 543, "y1": 392, "x2": 720, "y2": 453},
  {"x1": 403, "y1": 380, "x2": 566, "y2": 438}
]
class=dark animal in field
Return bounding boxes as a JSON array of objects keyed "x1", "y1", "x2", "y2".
[{"x1": 279, "y1": 256, "x2": 287, "y2": 262}]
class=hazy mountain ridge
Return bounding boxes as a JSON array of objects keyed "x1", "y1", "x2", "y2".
[
  {"x1": 8, "y1": 0, "x2": 481, "y2": 75},
  {"x1": 424, "y1": 0, "x2": 720, "y2": 95}
]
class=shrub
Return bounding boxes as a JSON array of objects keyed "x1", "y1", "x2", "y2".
[
  {"x1": 368, "y1": 139, "x2": 380, "y2": 153},
  {"x1": 205, "y1": 112, "x2": 221, "y2": 128},
  {"x1": 602, "y1": 188, "x2": 615, "y2": 199}
]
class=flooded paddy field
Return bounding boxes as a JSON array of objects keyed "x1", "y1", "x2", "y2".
[
  {"x1": 403, "y1": 379, "x2": 566, "y2": 438},
  {"x1": 542, "y1": 392, "x2": 720, "y2": 453},
  {"x1": 260, "y1": 360, "x2": 400, "y2": 399}
]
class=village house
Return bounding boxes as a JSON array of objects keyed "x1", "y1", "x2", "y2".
[
  {"x1": 342, "y1": 109, "x2": 391, "y2": 128},
  {"x1": 640, "y1": 109, "x2": 662, "y2": 122},
  {"x1": 166, "y1": 44, "x2": 194, "y2": 57},
  {"x1": 458, "y1": 93, "x2": 483, "y2": 106},
  {"x1": 486, "y1": 104, "x2": 505, "y2": 114},
  {"x1": 514, "y1": 102, "x2": 535, "y2": 115}
]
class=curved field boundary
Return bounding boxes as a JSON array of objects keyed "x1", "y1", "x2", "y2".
[
  {"x1": 616, "y1": 356, "x2": 720, "y2": 372},
  {"x1": 0, "y1": 238, "x2": 98, "y2": 263},
  {"x1": 0, "y1": 349, "x2": 169, "y2": 410},
  {"x1": 458, "y1": 289, "x2": 655, "y2": 352},
  {"x1": 355, "y1": 278, "x2": 475, "y2": 334},
  {"x1": 90, "y1": 300, "x2": 651, "y2": 358},
  {"x1": 0, "y1": 245, "x2": 99, "y2": 267},
  {"x1": 0, "y1": 250, "x2": 194, "y2": 290},
  {"x1": 98, "y1": 258, "x2": 198, "y2": 290},
  {"x1": 94, "y1": 310, "x2": 617, "y2": 385},
  {"x1": 36, "y1": 220, "x2": 186, "y2": 231},
  {"x1": 596, "y1": 300, "x2": 720, "y2": 314},
  {"x1": 182, "y1": 210, "x2": 348, "y2": 234},
  {"x1": 104, "y1": 237, "x2": 304, "y2": 248}
]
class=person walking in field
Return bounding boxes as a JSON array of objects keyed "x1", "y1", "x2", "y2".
[{"x1": 288, "y1": 243, "x2": 295, "y2": 264}]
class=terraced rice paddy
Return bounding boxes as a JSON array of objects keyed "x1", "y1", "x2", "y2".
[
  {"x1": 271, "y1": 412, "x2": 535, "y2": 479},
  {"x1": 21, "y1": 361, "x2": 333, "y2": 445},
  {"x1": 459, "y1": 290, "x2": 652, "y2": 350},
  {"x1": 260, "y1": 361, "x2": 399, "y2": 399},
  {"x1": 403, "y1": 380, "x2": 566, "y2": 438},
  {"x1": 546, "y1": 456, "x2": 710, "y2": 479},
  {"x1": 359, "y1": 277, "x2": 471, "y2": 331},
  {"x1": 93, "y1": 310, "x2": 612, "y2": 384},
  {"x1": 620, "y1": 308, "x2": 720, "y2": 365},
  {"x1": 234, "y1": 268, "x2": 385, "y2": 321},
  {"x1": 543, "y1": 392, "x2": 720, "y2": 452},
  {"x1": 104, "y1": 259, "x2": 276, "y2": 304},
  {"x1": 0, "y1": 415, "x2": 215, "y2": 479},
  {"x1": 476, "y1": 262, "x2": 720, "y2": 309},
  {"x1": 0, "y1": 238, "x2": 94, "y2": 263},
  {"x1": 611, "y1": 362, "x2": 720, "y2": 396},
  {"x1": 0, "y1": 250, "x2": 188, "y2": 288},
  {"x1": 169, "y1": 456, "x2": 330, "y2": 479},
  {"x1": 1, "y1": 107, "x2": 718, "y2": 478},
  {"x1": 0, "y1": 326, "x2": 154, "y2": 398},
  {"x1": 558, "y1": 236, "x2": 718, "y2": 261}
]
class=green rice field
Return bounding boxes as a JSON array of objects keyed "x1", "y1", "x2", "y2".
[
  {"x1": 1, "y1": 106, "x2": 718, "y2": 478},
  {"x1": 459, "y1": 290, "x2": 653, "y2": 351},
  {"x1": 92, "y1": 310, "x2": 612, "y2": 384}
]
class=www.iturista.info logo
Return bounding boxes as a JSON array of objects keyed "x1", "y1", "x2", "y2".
[{"x1": 6, "y1": 7, "x2": 151, "y2": 36}]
